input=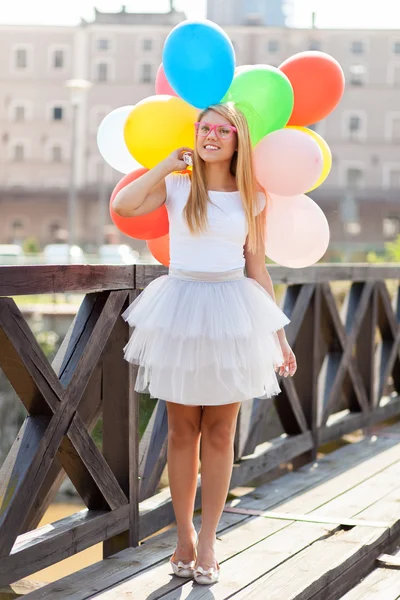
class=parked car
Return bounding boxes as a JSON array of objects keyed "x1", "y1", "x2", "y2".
[
  {"x1": 43, "y1": 244, "x2": 86, "y2": 264},
  {"x1": 0, "y1": 244, "x2": 25, "y2": 265},
  {"x1": 98, "y1": 244, "x2": 139, "y2": 264}
]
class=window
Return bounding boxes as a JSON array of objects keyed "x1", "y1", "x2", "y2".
[
  {"x1": 141, "y1": 63, "x2": 153, "y2": 83},
  {"x1": 97, "y1": 62, "x2": 109, "y2": 82},
  {"x1": 267, "y1": 40, "x2": 279, "y2": 53},
  {"x1": 349, "y1": 115, "x2": 361, "y2": 132},
  {"x1": 52, "y1": 106, "x2": 64, "y2": 121},
  {"x1": 349, "y1": 64, "x2": 366, "y2": 86},
  {"x1": 388, "y1": 169, "x2": 400, "y2": 188},
  {"x1": 351, "y1": 40, "x2": 364, "y2": 54},
  {"x1": 49, "y1": 221, "x2": 62, "y2": 240},
  {"x1": 13, "y1": 144, "x2": 25, "y2": 162},
  {"x1": 389, "y1": 64, "x2": 400, "y2": 86},
  {"x1": 346, "y1": 167, "x2": 364, "y2": 189},
  {"x1": 393, "y1": 41, "x2": 400, "y2": 54},
  {"x1": 308, "y1": 40, "x2": 321, "y2": 51},
  {"x1": 392, "y1": 117, "x2": 400, "y2": 140},
  {"x1": 51, "y1": 145, "x2": 63, "y2": 163},
  {"x1": 11, "y1": 218, "x2": 25, "y2": 236},
  {"x1": 15, "y1": 47, "x2": 28, "y2": 69},
  {"x1": 343, "y1": 112, "x2": 367, "y2": 140},
  {"x1": 52, "y1": 49, "x2": 64, "y2": 69},
  {"x1": 383, "y1": 216, "x2": 400, "y2": 237},
  {"x1": 143, "y1": 39, "x2": 153, "y2": 51},
  {"x1": 345, "y1": 222, "x2": 361, "y2": 235},
  {"x1": 98, "y1": 38, "x2": 110, "y2": 51},
  {"x1": 14, "y1": 105, "x2": 25, "y2": 122}
]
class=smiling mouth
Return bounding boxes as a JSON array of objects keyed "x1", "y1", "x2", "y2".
[{"x1": 204, "y1": 144, "x2": 220, "y2": 151}]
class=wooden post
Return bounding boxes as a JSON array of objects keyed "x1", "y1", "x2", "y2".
[{"x1": 102, "y1": 291, "x2": 140, "y2": 556}]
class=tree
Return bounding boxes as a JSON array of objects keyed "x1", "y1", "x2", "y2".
[{"x1": 367, "y1": 235, "x2": 400, "y2": 264}]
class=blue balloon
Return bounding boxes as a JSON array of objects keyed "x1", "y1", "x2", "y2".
[{"x1": 163, "y1": 20, "x2": 236, "y2": 110}]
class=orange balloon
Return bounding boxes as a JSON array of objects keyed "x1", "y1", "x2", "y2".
[
  {"x1": 279, "y1": 52, "x2": 345, "y2": 126},
  {"x1": 110, "y1": 169, "x2": 169, "y2": 240},
  {"x1": 147, "y1": 234, "x2": 170, "y2": 267}
]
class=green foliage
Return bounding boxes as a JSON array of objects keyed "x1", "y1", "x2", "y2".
[
  {"x1": 36, "y1": 330, "x2": 60, "y2": 360},
  {"x1": 22, "y1": 237, "x2": 41, "y2": 254},
  {"x1": 367, "y1": 235, "x2": 400, "y2": 264},
  {"x1": 89, "y1": 395, "x2": 158, "y2": 450}
]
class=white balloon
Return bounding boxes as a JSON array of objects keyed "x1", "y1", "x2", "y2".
[
  {"x1": 265, "y1": 193, "x2": 330, "y2": 268},
  {"x1": 97, "y1": 106, "x2": 142, "y2": 174}
]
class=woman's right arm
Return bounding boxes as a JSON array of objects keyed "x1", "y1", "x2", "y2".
[{"x1": 112, "y1": 147, "x2": 191, "y2": 217}]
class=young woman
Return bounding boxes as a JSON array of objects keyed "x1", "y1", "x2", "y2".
[{"x1": 112, "y1": 103, "x2": 297, "y2": 585}]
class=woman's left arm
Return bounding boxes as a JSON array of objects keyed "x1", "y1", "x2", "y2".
[{"x1": 244, "y1": 232, "x2": 297, "y2": 378}]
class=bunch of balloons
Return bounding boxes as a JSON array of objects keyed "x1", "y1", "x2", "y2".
[{"x1": 98, "y1": 19, "x2": 345, "y2": 269}]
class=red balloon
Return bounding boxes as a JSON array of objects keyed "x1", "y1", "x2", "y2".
[
  {"x1": 279, "y1": 52, "x2": 345, "y2": 126},
  {"x1": 110, "y1": 169, "x2": 169, "y2": 240},
  {"x1": 155, "y1": 63, "x2": 178, "y2": 97},
  {"x1": 147, "y1": 234, "x2": 170, "y2": 267}
]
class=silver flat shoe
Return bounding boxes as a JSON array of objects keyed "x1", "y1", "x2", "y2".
[
  {"x1": 170, "y1": 557, "x2": 196, "y2": 578},
  {"x1": 170, "y1": 531, "x2": 198, "y2": 578},
  {"x1": 194, "y1": 561, "x2": 220, "y2": 585}
]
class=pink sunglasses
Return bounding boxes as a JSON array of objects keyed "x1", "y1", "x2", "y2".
[{"x1": 195, "y1": 122, "x2": 237, "y2": 140}]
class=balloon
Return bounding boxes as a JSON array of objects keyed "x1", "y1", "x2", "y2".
[
  {"x1": 124, "y1": 95, "x2": 198, "y2": 169},
  {"x1": 254, "y1": 128, "x2": 323, "y2": 196},
  {"x1": 163, "y1": 20, "x2": 235, "y2": 109},
  {"x1": 110, "y1": 169, "x2": 169, "y2": 240},
  {"x1": 288, "y1": 127, "x2": 332, "y2": 191},
  {"x1": 97, "y1": 106, "x2": 143, "y2": 174},
  {"x1": 265, "y1": 193, "x2": 330, "y2": 268},
  {"x1": 147, "y1": 234, "x2": 170, "y2": 266},
  {"x1": 279, "y1": 52, "x2": 345, "y2": 126},
  {"x1": 155, "y1": 63, "x2": 178, "y2": 97},
  {"x1": 223, "y1": 65, "x2": 294, "y2": 145}
]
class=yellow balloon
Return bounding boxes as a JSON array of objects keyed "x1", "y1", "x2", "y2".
[
  {"x1": 287, "y1": 126, "x2": 332, "y2": 191},
  {"x1": 124, "y1": 95, "x2": 198, "y2": 169}
]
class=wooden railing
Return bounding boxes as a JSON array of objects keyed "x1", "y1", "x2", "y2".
[{"x1": 1, "y1": 263, "x2": 400, "y2": 587}]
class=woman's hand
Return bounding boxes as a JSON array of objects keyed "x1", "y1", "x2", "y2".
[
  {"x1": 276, "y1": 339, "x2": 297, "y2": 378},
  {"x1": 164, "y1": 147, "x2": 193, "y2": 173}
]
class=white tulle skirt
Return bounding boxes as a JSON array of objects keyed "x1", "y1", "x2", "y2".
[{"x1": 121, "y1": 268, "x2": 290, "y2": 406}]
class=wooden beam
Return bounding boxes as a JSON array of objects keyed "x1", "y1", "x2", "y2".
[
  {"x1": 138, "y1": 400, "x2": 169, "y2": 502},
  {"x1": 22, "y1": 363, "x2": 103, "y2": 531},
  {"x1": 0, "y1": 290, "x2": 128, "y2": 557},
  {"x1": 0, "y1": 507, "x2": 129, "y2": 588},
  {"x1": 321, "y1": 283, "x2": 371, "y2": 424},
  {"x1": 0, "y1": 265, "x2": 135, "y2": 296},
  {"x1": 1, "y1": 264, "x2": 400, "y2": 298},
  {"x1": 0, "y1": 295, "x2": 127, "y2": 523},
  {"x1": 230, "y1": 432, "x2": 313, "y2": 489},
  {"x1": 319, "y1": 395, "x2": 400, "y2": 444},
  {"x1": 102, "y1": 292, "x2": 137, "y2": 557},
  {"x1": 134, "y1": 264, "x2": 400, "y2": 289}
]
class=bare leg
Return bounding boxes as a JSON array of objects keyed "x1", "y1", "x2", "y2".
[
  {"x1": 196, "y1": 402, "x2": 241, "y2": 570},
  {"x1": 166, "y1": 401, "x2": 202, "y2": 564}
]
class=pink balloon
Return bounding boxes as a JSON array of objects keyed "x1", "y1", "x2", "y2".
[
  {"x1": 254, "y1": 128, "x2": 323, "y2": 196},
  {"x1": 265, "y1": 193, "x2": 330, "y2": 268},
  {"x1": 155, "y1": 63, "x2": 178, "y2": 97}
]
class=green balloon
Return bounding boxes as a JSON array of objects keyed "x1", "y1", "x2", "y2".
[{"x1": 223, "y1": 65, "x2": 294, "y2": 145}]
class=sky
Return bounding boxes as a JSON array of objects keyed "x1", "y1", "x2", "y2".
[{"x1": 0, "y1": 0, "x2": 399, "y2": 29}]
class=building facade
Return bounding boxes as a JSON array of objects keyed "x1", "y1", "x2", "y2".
[
  {"x1": 0, "y1": 6, "x2": 399, "y2": 255},
  {"x1": 206, "y1": 0, "x2": 286, "y2": 27}
]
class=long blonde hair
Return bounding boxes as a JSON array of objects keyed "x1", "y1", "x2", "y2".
[{"x1": 183, "y1": 102, "x2": 265, "y2": 254}]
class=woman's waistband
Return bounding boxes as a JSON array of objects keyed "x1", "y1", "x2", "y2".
[{"x1": 168, "y1": 268, "x2": 245, "y2": 282}]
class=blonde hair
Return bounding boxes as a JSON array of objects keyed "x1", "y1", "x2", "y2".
[{"x1": 183, "y1": 102, "x2": 265, "y2": 254}]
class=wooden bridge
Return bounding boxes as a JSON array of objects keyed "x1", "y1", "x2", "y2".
[{"x1": 1, "y1": 263, "x2": 400, "y2": 599}]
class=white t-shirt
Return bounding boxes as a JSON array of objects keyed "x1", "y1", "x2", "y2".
[{"x1": 165, "y1": 173, "x2": 266, "y2": 272}]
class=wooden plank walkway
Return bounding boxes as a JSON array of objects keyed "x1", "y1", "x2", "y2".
[
  {"x1": 21, "y1": 420, "x2": 400, "y2": 600},
  {"x1": 340, "y1": 548, "x2": 400, "y2": 599}
]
